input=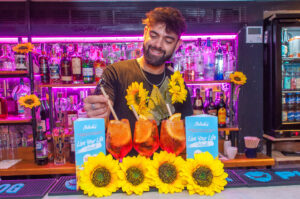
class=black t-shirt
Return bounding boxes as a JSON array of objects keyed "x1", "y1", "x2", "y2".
[{"x1": 95, "y1": 59, "x2": 193, "y2": 133}]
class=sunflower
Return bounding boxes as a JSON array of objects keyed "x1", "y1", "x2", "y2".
[
  {"x1": 118, "y1": 156, "x2": 152, "y2": 195},
  {"x1": 125, "y1": 81, "x2": 150, "y2": 116},
  {"x1": 79, "y1": 153, "x2": 121, "y2": 197},
  {"x1": 18, "y1": 94, "x2": 40, "y2": 109},
  {"x1": 168, "y1": 71, "x2": 187, "y2": 104},
  {"x1": 229, "y1": 71, "x2": 247, "y2": 85},
  {"x1": 149, "y1": 151, "x2": 186, "y2": 194},
  {"x1": 12, "y1": 42, "x2": 34, "y2": 54},
  {"x1": 183, "y1": 152, "x2": 228, "y2": 196}
]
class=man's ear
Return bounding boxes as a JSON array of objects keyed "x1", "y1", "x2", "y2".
[{"x1": 175, "y1": 39, "x2": 183, "y2": 52}]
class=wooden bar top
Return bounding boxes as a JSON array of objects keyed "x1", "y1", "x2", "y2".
[
  {"x1": 222, "y1": 153, "x2": 275, "y2": 168},
  {"x1": 0, "y1": 147, "x2": 274, "y2": 176}
]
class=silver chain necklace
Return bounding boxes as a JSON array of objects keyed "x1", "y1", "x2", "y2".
[{"x1": 138, "y1": 61, "x2": 166, "y2": 87}]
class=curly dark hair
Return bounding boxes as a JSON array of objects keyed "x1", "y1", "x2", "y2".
[{"x1": 142, "y1": 7, "x2": 186, "y2": 38}]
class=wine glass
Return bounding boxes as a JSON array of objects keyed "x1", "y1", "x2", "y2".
[
  {"x1": 133, "y1": 119, "x2": 159, "y2": 157},
  {"x1": 106, "y1": 119, "x2": 132, "y2": 160}
]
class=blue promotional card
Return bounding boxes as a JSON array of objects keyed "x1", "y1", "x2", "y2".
[{"x1": 185, "y1": 115, "x2": 218, "y2": 159}]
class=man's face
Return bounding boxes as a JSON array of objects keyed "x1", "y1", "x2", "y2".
[{"x1": 143, "y1": 23, "x2": 181, "y2": 67}]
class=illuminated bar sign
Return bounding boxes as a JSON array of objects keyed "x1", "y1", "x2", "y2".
[{"x1": 185, "y1": 115, "x2": 218, "y2": 159}]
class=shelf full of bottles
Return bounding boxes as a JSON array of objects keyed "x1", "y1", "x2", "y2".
[{"x1": 0, "y1": 36, "x2": 238, "y2": 170}]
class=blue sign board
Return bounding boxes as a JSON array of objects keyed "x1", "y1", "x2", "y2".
[{"x1": 185, "y1": 115, "x2": 218, "y2": 159}]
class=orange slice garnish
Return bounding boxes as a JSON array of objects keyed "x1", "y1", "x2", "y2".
[
  {"x1": 134, "y1": 119, "x2": 152, "y2": 143},
  {"x1": 166, "y1": 113, "x2": 185, "y2": 141}
]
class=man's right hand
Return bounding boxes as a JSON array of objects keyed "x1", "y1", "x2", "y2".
[{"x1": 84, "y1": 95, "x2": 111, "y2": 118}]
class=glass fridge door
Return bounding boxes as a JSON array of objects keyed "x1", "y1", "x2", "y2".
[{"x1": 281, "y1": 27, "x2": 300, "y2": 125}]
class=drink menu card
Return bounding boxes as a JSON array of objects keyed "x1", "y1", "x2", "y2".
[
  {"x1": 74, "y1": 118, "x2": 106, "y2": 189},
  {"x1": 185, "y1": 115, "x2": 218, "y2": 159}
]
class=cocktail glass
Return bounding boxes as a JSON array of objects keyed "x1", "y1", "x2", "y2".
[
  {"x1": 160, "y1": 119, "x2": 186, "y2": 156},
  {"x1": 106, "y1": 119, "x2": 132, "y2": 160},
  {"x1": 133, "y1": 119, "x2": 159, "y2": 157}
]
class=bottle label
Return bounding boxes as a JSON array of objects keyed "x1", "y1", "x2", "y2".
[
  {"x1": 95, "y1": 67, "x2": 103, "y2": 78},
  {"x1": 15, "y1": 54, "x2": 27, "y2": 70},
  {"x1": 36, "y1": 140, "x2": 48, "y2": 158},
  {"x1": 50, "y1": 64, "x2": 60, "y2": 80},
  {"x1": 68, "y1": 114, "x2": 77, "y2": 127},
  {"x1": 218, "y1": 108, "x2": 226, "y2": 124},
  {"x1": 195, "y1": 99, "x2": 202, "y2": 107},
  {"x1": 282, "y1": 110, "x2": 288, "y2": 122},
  {"x1": 71, "y1": 143, "x2": 75, "y2": 152},
  {"x1": 287, "y1": 110, "x2": 295, "y2": 121},
  {"x1": 61, "y1": 76, "x2": 72, "y2": 81},
  {"x1": 72, "y1": 58, "x2": 81, "y2": 75},
  {"x1": 78, "y1": 108, "x2": 87, "y2": 118},
  {"x1": 207, "y1": 109, "x2": 217, "y2": 116},
  {"x1": 284, "y1": 77, "x2": 291, "y2": 90},
  {"x1": 83, "y1": 68, "x2": 94, "y2": 76}
]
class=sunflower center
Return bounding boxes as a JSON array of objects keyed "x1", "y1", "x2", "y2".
[
  {"x1": 158, "y1": 163, "x2": 177, "y2": 184},
  {"x1": 126, "y1": 167, "x2": 144, "y2": 186},
  {"x1": 134, "y1": 91, "x2": 141, "y2": 104},
  {"x1": 192, "y1": 166, "x2": 213, "y2": 187},
  {"x1": 91, "y1": 167, "x2": 111, "y2": 187},
  {"x1": 24, "y1": 99, "x2": 34, "y2": 105},
  {"x1": 234, "y1": 76, "x2": 241, "y2": 82}
]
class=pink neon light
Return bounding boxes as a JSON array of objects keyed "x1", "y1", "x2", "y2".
[
  {"x1": 30, "y1": 34, "x2": 236, "y2": 43},
  {"x1": 0, "y1": 37, "x2": 28, "y2": 43}
]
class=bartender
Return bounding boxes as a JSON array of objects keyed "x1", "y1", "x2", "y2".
[{"x1": 84, "y1": 7, "x2": 193, "y2": 131}]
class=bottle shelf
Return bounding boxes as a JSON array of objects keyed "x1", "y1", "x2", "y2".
[
  {"x1": 282, "y1": 57, "x2": 300, "y2": 62},
  {"x1": 39, "y1": 83, "x2": 97, "y2": 88},
  {"x1": 0, "y1": 147, "x2": 75, "y2": 176},
  {"x1": 186, "y1": 80, "x2": 231, "y2": 85},
  {"x1": 282, "y1": 90, "x2": 300, "y2": 93},
  {"x1": 0, "y1": 70, "x2": 29, "y2": 78},
  {"x1": 282, "y1": 122, "x2": 300, "y2": 125},
  {"x1": 218, "y1": 126, "x2": 239, "y2": 131},
  {"x1": 0, "y1": 115, "x2": 32, "y2": 125}
]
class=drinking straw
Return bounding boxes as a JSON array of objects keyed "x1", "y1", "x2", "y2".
[
  {"x1": 166, "y1": 103, "x2": 172, "y2": 117},
  {"x1": 130, "y1": 105, "x2": 139, "y2": 120},
  {"x1": 100, "y1": 86, "x2": 119, "y2": 121}
]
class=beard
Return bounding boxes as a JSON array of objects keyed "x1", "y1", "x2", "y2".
[{"x1": 143, "y1": 44, "x2": 175, "y2": 67}]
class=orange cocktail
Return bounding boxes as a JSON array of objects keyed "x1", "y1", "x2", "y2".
[
  {"x1": 106, "y1": 119, "x2": 132, "y2": 160},
  {"x1": 133, "y1": 118, "x2": 159, "y2": 157},
  {"x1": 160, "y1": 114, "x2": 186, "y2": 156}
]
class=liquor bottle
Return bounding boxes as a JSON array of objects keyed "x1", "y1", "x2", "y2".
[
  {"x1": 0, "y1": 45, "x2": 14, "y2": 71},
  {"x1": 69, "y1": 119, "x2": 75, "y2": 164},
  {"x1": 224, "y1": 43, "x2": 236, "y2": 80},
  {"x1": 296, "y1": 92, "x2": 300, "y2": 122},
  {"x1": 217, "y1": 93, "x2": 227, "y2": 127},
  {"x1": 55, "y1": 92, "x2": 68, "y2": 126},
  {"x1": 205, "y1": 88, "x2": 217, "y2": 116},
  {"x1": 82, "y1": 51, "x2": 95, "y2": 84},
  {"x1": 77, "y1": 90, "x2": 87, "y2": 118},
  {"x1": 282, "y1": 94, "x2": 288, "y2": 122},
  {"x1": 71, "y1": 44, "x2": 82, "y2": 84},
  {"x1": 15, "y1": 37, "x2": 27, "y2": 71},
  {"x1": 196, "y1": 38, "x2": 204, "y2": 80},
  {"x1": 35, "y1": 125, "x2": 48, "y2": 165},
  {"x1": 193, "y1": 88, "x2": 203, "y2": 115},
  {"x1": 287, "y1": 93, "x2": 295, "y2": 122},
  {"x1": 40, "y1": 95, "x2": 50, "y2": 133},
  {"x1": 204, "y1": 38, "x2": 215, "y2": 80},
  {"x1": 203, "y1": 88, "x2": 210, "y2": 114},
  {"x1": 283, "y1": 64, "x2": 291, "y2": 90},
  {"x1": 53, "y1": 121, "x2": 66, "y2": 165},
  {"x1": 119, "y1": 45, "x2": 127, "y2": 61},
  {"x1": 39, "y1": 44, "x2": 50, "y2": 84},
  {"x1": 49, "y1": 46, "x2": 60, "y2": 84},
  {"x1": 12, "y1": 78, "x2": 30, "y2": 118},
  {"x1": 66, "y1": 95, "x2": 78, "y2": 132},
  {"x1": 0, "y1": 88, "x2": 8, "y2": 119},
  {"x1": 60, "y1": 46, "x2": 72, "y2": 84},
  {"x1": 214, "y1": 41, "x2": 224, "y2": 80},
  {"x1": 184, "y1": 46, "x2": 195, "y2": 81},
  {"x1": 94, "y1": 49, "x2": 106, "y2": 83}
]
